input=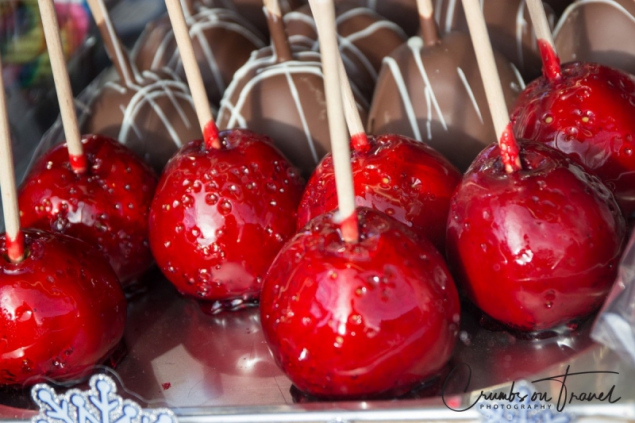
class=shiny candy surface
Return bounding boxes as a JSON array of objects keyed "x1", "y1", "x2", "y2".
[
  {"x1": 0, "y1": 230, "x2": 126, "y2": 386},
  {"x1": 18, "y1": 135, "x2": 158, "y2": 286},
  {"x1": 148, "y1": 129, "x2": 304, "y2": 305},
  {"x1": 261, "y1": 208, "x2": 460, "y2": 399},
  {"x1": 512, "y1": 62, "x2": 635, "y2": 218},
  {"x1": 297, "y1": 134, "x2": 461, "y2": 252},
  {"x1": 446, "y1": 141, "x2": 625, "y2": 332}
]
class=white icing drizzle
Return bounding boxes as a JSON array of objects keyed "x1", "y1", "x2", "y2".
[
  {"x1": 409, "y1": 37, "x2": 448, "y2": 133},
  {"x1": 516, "y1": 0, "x2": 527, "y2": 69},
  {"x1": 146, "y1": 8, "x2": 265, "y2": 95},
  {"x1": 553, "y1": 0, "x2": 635, "y2": 38},
  {"x1": 510, "y1": 62, "x2": 526, "y2": 90},
  {"x1": 457, "y1": 67, "x2": 483, "y2": 124},
  {"x1": 383, "y1": 56, "x2": 422, "y2": 141},
  {"x1": 103, "y1": 70, "x2": 196, "y2": 148},
  {"x1": 445, "y1": 0, "x2": 457, "y2": 34},
  {"x1": 218, "y1": 50, "x2": 367, "y2": 163}
]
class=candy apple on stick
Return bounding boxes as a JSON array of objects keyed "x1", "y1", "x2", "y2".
[
  {"x1": 447, "y1": 0, "x2": 626, "y2": 333},
  {"x1": 260, "y1": 0, "x2": 460, "y2": 399},
  {"x1": 512, "y1": 0, "x2": 635, "y2": 219},
  {"x1": 296, "y1": 25, "x2": 462, "y2": 252},
  {"x1": 0, "y1": 52, "x2": 126, "y2": 387},
  {"x1": 18, "y1": 0, "x2": 157, "y2": 287},
  {"x1": 148, "y1": 0, "x2": 304, "y2": 312}
]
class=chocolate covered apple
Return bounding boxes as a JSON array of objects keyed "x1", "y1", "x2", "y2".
[
  {"x1": 297, "y1": 134, "x2": 461, "y2": 251},
  {"x1": 0, "y1": 230, "x2": 126, "y2": 386},
  {"x1": 284, "y1": 4, "x2": 407, "y2": 101},
  {"x1": 261, "y1": 208, "x2": 460, "y2": 398},
  {"x1": 132, "y1": 6, "x2": 266, "y2": 106},
  {"x1": 19, "y1": 134, "x2": 158, "y2": 286}
]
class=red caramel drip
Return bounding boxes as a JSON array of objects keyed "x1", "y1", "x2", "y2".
[
  {"x1": 500, "y1": 123, "x2": 522, "y2": 173},
  {"x1": 6, "y1": 231, "x2": 24, "y2": 263},
  {"x1": 204, "y1": 121, "x2": 221, "y2": 150},
  {"x1": 350, "y1": 132, "x2": 369, "y2": 152},
  {"x1": 538, "y1": 39, "x2": 562, "y2": 83},
  {"x1": 340, "y1": 211, "x2": 359, "y2": 243},
  {"x1": 69, "y1": 153, "x2": 88, "y2": 174}
]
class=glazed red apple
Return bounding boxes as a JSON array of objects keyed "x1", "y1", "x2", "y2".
[
  {"x1": 0, "y1": 229, "x2": 126, "y2": 386},
  {"x1": 446, "y1": 140, "x2": 625, "y2": 332},
  {"x1": 512, "y1": 61, "x2": 635, "y2": 218},
  {"x1": 18, "y1": 134, "x2": 157, "y2": 286},
  {"x1": 148, "y1": 129, "x2": 304, "y2": 309},
  {"x1": 297, "y1": 134, "x2": 462, "y2": 251},
  {"x1": 261, "y1": 207, "x2": 460, "y2": 399}
]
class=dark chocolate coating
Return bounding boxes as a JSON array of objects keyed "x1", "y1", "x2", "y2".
[
  {"x1": 131, "y1": 7, "x2": 266, "y2": 107},
  {"x1": 367, "y1": 32, "x2": 524, "y2": 172},
  {"x1": 217, "y1": 47, "x2": 368, "y2": 178},
  {"x1": 284, "y1": 5, "x2": 407, "y2": 101},
  {"x1": 435, "y1": 0, "x2": 556, "y2": 81},
  {"x1": 335, "y1": 0, "x2": 421, "y2": 36},
  {"x1": 82, "y1": 69, "x2": 203, "y2": 173},
  {"x1": 554, "y1": 0, "x2": 635, "y2": 76}
]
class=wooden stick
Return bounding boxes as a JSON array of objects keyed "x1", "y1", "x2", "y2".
[
  {"x1": 461, "y1": 0, "x2": 521, "y2": 173},
  {"x1": 338, "y1": 58, "x2": 368, "y2": 152},
  {"x1": 309, "y1": 0, "x2": 358, "y2": 243},
  {"x1": 86, "y1": 0, "x2": 135, "y2": 86},
  {"x1": 264, "y1": 0, "x2": 293, "y2": 62},
  {"x1": 417, "y1": 0, "x2": 440, "y2": 46},
  {"x1": 526, "y1": 0, "x2": 562, "y2": 82},
  {"x1": 165, "y1": 0, "x2": 220, "y2": 149},
  {"x1": 38, "y1": 0, "x2": 86, "y2": 173},
  {"x1": 0, "y1": 55, "x2": 24, "y2": 263}
]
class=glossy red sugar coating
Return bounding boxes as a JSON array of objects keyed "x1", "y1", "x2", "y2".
[
  {"x1": 446, "y1": 141, "x2": 625, "y2": 332},
  {"x1": 148, "y1": 129, "x2": 304, "y2": 305},
  {"x1": 297, "y1": 134, "x2": 462, "y2": 252},
  {"x1": 512, "y1": 62, "x2": 635, "y2": 218},
  {"x1": 18, "y1": 135, "x2": 157, "y2": 286},
  {"x1": 0, "y1": 230, "x2": 126, "y2": 386},
  {"x1": 261, "y1": 208, "x2": 460, "y2": 399}
]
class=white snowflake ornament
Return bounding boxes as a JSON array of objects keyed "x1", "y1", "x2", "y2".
[{"x1": 31, "y1": 375, "x2": 177, "y2": 423}]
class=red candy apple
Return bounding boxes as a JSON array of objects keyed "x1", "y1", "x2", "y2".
[
  {"x1": 512, "y1": 61, "x2": 635, "y2": 218},
  {"x1": 0, "y1": 229, "x2": 126, "y2": 386},
  {"x1": 18, "y1": 134, "x2": 157, "y2": 286},
  {"x1": 260, "y1": 207, "x2": 460, "y2": 399},
  {"x1": 297, "y1": 134, "x2": 462, "y2": 251},
  {"x1": 446, "y1": 140, "x2": 625, "y2": 332},
  {"x1": 148, "y1": 129, "x2": 304, "y2": 309}
]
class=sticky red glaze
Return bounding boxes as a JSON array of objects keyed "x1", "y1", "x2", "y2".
[
  {"x1": 297, "y1": 134, "x2": 462, "y2": 252},
  {"x1": 499, "y1": 123, "x2": 521, "y2": 173},
  {"x1": 537, "y1": 40, "x2": 562, "y2": 83},
  {"x1": 204, "y1": 121, "x2": 220, "y2": 150},
  {"x1": 18, "y1": 135, "x2": 158, "y2": 286},
  {"x1": 6, "y1": 232, "x2": 24, "y2": 263},
  {"x1": 0, "y1": 229, "x2": 126, "y2": 386},
  {"x1": 446, "y1": 141, "x2": 625, "y2": 332},
  {"x1": 69, "y1": 154, "x2": 88, "y2": 174},
  {"x1": 261, "y1": 208, "x2": 460, "y2": 399},
  {"x1": 148, "y1": 129, "x2": 304, "y2": 305},
  {"x1": 512, "y1": 62, "x2": 635, "y2": 218}
]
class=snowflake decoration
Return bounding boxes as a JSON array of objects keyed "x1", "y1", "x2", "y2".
[
  {"x1": 31, "y1": 375, "x2": 177, "y2": 423},
  {"x1": 477, "y1": 381, "x2": 572, "y2": 423}
]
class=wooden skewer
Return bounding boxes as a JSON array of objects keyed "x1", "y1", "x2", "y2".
[
  {"x1": 526, "y1": 0, "x2": 562, "y2": 82},
  {"x1": 309, "y1": 0, "x2": 358, "y2": 243},
  {"x1": 337, "y1": 57, "x2": 368, "y2": 152},
  {"x1": 38, "y1": 0, "x2": 86, "y2": 173},
  {"x1": 85, "y1": 0, "x2": 135, "y2": 86},
  {"x1": 417, "y1": 0, "x2": 440, "y2": 46},
  {"x1": 0, "y1": 54, "x2": 25, "y2": 263},
  {"x1": 461, "y1": 0, "x2": 521, "y2": 173},
  {"x1": 165, "y1": 0, "x2": 220, "y2": 149},
  {"x1": 264, "y1": 0, "x2": 293, "y2": 62}
]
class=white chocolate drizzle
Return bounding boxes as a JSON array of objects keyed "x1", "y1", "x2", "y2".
[
  {"x1": 553, "y1": 0, "x2": 635, "y2": 38},
  {"x1": 457, "y1": 67, "x2": 483, "y2": 124}
]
